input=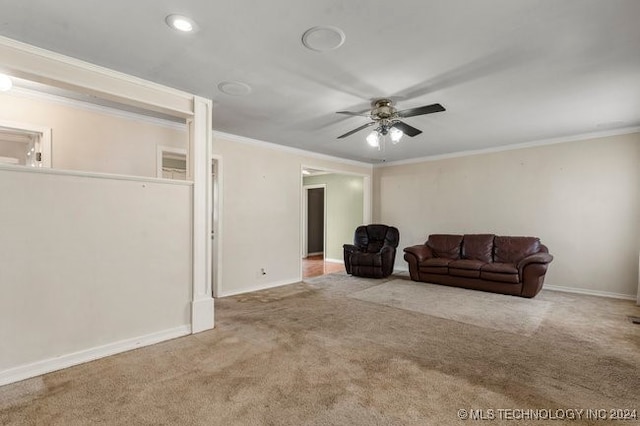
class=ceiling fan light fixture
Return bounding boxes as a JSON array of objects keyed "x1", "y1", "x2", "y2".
[
  {"x1": 366, "y1": 131, "x2": 380, "y2": 148},
  {"x1": 390, "y1": 127, "x2": 403, "y2": 144},
  {"x1": 165, "y1": 14, "x2": 197, "y2": 33}
]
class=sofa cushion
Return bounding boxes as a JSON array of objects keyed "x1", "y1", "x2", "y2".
[
  {"x1": 448, "y1": 259, "x2": 485, "y2": 270},
  {"x1": 449, "y1": 259, "x2": 485, "y2": 279},
  {"x1": 480, "y1": 262, "x2": 519, "y2": 283},
  {"x1": 480, "y1": 271, "x2": 520, "y2": 283},
  {"x1": 427, "y1": 234, "x2": 463, "y2": 259},
  {"x1": 419, "y1": 257, "x2": 452, "y2": 275},
  {"x1": 461, "y1": 234, "x2": 494, "y2": 263},
  {"x1": 494, "y1": 236, "x2": 540, "y2": 263},
  {"x1": 481, "y1": 262, "x2": 518, "y2": 274},
  {"x1": 450, "y1": 268, "x2": 481, "y2": 278}
]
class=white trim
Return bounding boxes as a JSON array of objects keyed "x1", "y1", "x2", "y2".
[
  {"x1": 0, "y1": 325, "x2": 191, "y2": 387},
  {"x1": 190, "y1": 97, "x2": 214, "y2": 333},
  {"x1": 10, "y1": 87, "x2": 187, "y2": 131},
  {"x1": 217, "y1": 278, "x2": 300, "y2": 298},
  {"x1": 211, "y1": 155, "x2": 223, "y2": 298},
  {"x1": 375, "y1": 127, "x2": 640, "y2": 168},
  {"x1": 325, "y1": 258, "x2": 343, "y2": 264},
  {"x1": 307, "y1": 252, "x2": 324, "y2": 257},
  {"x1": 0, "y1": 162, "x2": 193, "y2": 186},
  {"x1": 543, "y1": 284, "x2": 637, "y2": 301},
  {"x1": 214, "y1": 130, "x2": 373, "y2": 169}
]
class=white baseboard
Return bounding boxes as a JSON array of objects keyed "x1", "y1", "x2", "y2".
[
  {"x1": 0, "y1": 325, "x2": 191, "y2": 387},
  {"x1": 544, "y1": 284, "x2": 637, "y2": 301},
  {"x1": 306, "y1": 252, "x2": 323, "y2": 257},
  {"x1": 217, "y1": 278, "x2": 300, "y2": 298},
  {"x1": 325, "y1": 258, "x2": 343, "y2": 264}
]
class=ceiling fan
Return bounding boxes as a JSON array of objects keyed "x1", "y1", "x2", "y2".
[{"x1": 336, "y1": 99, "x2": 445, "y2": 148}]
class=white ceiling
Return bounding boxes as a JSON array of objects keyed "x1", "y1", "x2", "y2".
[{"x1": 1, "y1": 0, "x2": 639, "y2": 163}]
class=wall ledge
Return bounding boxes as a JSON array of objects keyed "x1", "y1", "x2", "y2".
[{"x1": 0, "y1": 163, "x2": 194, "y2": 186}]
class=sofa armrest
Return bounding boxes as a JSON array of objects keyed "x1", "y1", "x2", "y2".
[
  {"x1": 517, "y1": 252, "x2": 553, "y2": 270},
  {"x1": 403, "y1": 245, "x2": 433, "y2": 263},
  {"x1": 519, "y1": 253, "x2": 553, "y2": 297}
]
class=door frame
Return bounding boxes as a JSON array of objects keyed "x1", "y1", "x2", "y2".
[{"x1": 302, "y1": 184, "x2": 327, "y2": 259}]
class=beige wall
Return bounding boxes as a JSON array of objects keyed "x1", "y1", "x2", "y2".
[
  {"x1": 0, "y1": 91, "x2": 186, "y2": 177},
  {"x1": 212, "y1": 135, "x2": 371, "y2": 296},
  {"x1": 0, "y1": 169, "x2": 192, "y2": 378},
  {"x1": 303, "y1": 174, "x2": 364, "y2": 261},
  {"x1": 373, "y1": 133, "x2": 640, "y2": 297}
]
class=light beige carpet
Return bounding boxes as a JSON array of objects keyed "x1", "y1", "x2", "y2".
[
  {"x1": 349, "y1": 279, "x2": 552, "y2": 336},
  {"x1": 1, "y1": 273, "x2": 639, "y2": 425}
]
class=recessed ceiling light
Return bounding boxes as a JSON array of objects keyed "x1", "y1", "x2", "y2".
[
  {"x1": 217, "y1": 81, "x2": 252, "y2": 96},
  {"x1": 0, "y1": 74, "x2": 12, "y2": 92},
  {"x1": 301, "y1": 26, "x2": 346, "y2": 52},
  {"x1": 165, "y1": 14, "x2": 197, "y2": 33}
]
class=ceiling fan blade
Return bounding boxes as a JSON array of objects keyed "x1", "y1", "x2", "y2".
[
  {"x1": 391, "y1": 121, "x2": 422, "y2": 137},
  {"x1": 337, "y1": 121, "x2": 376, "y2": 139},
  {"x1": 336, "y1": 111, "x2": 370, "y2": 117},
  {"x1": 396, "y1": 103, "x2": 445, "y2": 118}
]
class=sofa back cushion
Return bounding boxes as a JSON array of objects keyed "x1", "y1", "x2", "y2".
[
  {"x1": 427, "y1": 234, "x2": 463, "y2": 259},
  {"x1": 461, "y1": 234, "x2": 495, "y2": 263},
  {"x1": 494, "y1": 236, "x2": 540, "y2": 263}
]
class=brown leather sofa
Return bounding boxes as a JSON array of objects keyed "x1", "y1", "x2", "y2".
[
  {"x1": 403, "y1": 234, "x2": 553, "y2": 298},
  {"x1": 343, "y1": 224, "x2": 400, "y2": 278}
]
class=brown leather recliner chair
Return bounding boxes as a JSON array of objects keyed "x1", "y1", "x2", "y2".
[{"x1": 343, "y1": 224, "x2": 400, "y2": 278}]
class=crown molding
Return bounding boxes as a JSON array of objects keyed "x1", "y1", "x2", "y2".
[
  {"x1": 374, "y1": 126, "x2": 640, "y2": 168},
  {"x1": 213, "y1": 130, "x2": 373, "y2": 169}
]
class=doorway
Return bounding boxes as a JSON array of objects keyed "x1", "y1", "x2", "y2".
[
  {"x1": 303, "y1": 184, "x2": 326, "y2": 258},
  {"x1": 301, "y1": 167, "x2": 371, "y2": 279}
]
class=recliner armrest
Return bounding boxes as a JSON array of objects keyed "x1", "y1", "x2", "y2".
[
  {"x1": 403, "y1": 245, "x2": 433, "y2": 262},
  {"x1": 517, "y1": 252, "x2": 553, "y2": 269},
  {"x1": 343, "y1": 243, "x2": 361, "y2": 253}
]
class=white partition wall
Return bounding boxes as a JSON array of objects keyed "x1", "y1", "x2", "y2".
[
  {"x1": 0, "y1": 37, "x2": 214, "y2": 385},
  {"x1": 0, "y1": 168, "x2": 192, "y2": 384}
]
